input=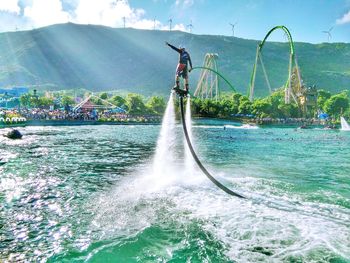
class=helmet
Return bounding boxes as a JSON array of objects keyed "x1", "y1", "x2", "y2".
[{"x1": 179, "y1": 45, "x2": 186, "y2": 50}]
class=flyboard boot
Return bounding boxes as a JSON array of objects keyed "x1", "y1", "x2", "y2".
[
  {"x1": 172, "y1": 84, "x2": 189, "y2": 97},
  {"x1": 172, "y1": 87, "x2": 188, "y2": 97}
]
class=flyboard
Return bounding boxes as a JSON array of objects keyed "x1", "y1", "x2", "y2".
[{"x1": 173, "y1": 87, "x2": 246, "y2": 199}]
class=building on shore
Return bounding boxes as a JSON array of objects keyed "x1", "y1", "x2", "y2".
[
  {"x1": 0, "y1": 87, "x2": 29, "y2": 109},
  {"x1": 0, "y1": 87, "x2": 29, "y2": 97}
]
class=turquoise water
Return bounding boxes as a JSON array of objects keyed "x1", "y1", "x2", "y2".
[{"x1": 0, "y1": 121, "x2": 349, "y2": 262}]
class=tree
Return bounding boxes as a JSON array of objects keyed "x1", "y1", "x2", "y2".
[
  {"x1": 100, "y1": 92, "x2": 108, "y2": 100},
  {"x1": 252, "y1": 98, "x2": 272, "y2": 118},
  {"x1": 344, "y1": 107, "x2": 350, "y2": 119},
  {"x1": 238, "y1": 96, "x2": 252, "y2": 115},
  {"x1": 219, "y1": 98, "x2": 234, "y2": 117},
  {"x1": 232, "y1": 93, "x2": 242, "y2": 104},
  {"x1": 146, "y1": 96, "x2": 166, "y2": 114},
  {"x1": 264, "y1": 89, "x2": 285, "y2": 117},
  {"x1": 191, "y1": 97, "x2": 202, "y2": 116},
  {"x1": 38, "y1": 97, "x2": 54, "y2": 108},
  {"x1": 231, "y1": 93, "x2": 242, "y2": 113},
  {"x1": 317, "y1": 89, "x2": 331, "y2": 111},
  {"x1": 89, "y1": 96, "x2": 104, "y2": 105},
  {"x1": 110, "y1": 95, "x2": 126, "y2": 108},
  {"x1": 324, "y1": 92, "x2": 349, "y2": 118},
  {"x1": 277, "y1": 103, "x2": 299, "y2": 118},
  {"x1": 125, "y1": 93, "x2": 147, "y2": 114},
  {"x1": 200, "y1": 99, "x2": 217, "y2": 116},
  {"x1": 30, "y1": 96, "x2": 39, "y2": 108},
  {"x1": 61, "y1": 95, "x2": 75, "y2": 107},
  {"x1": 20, "y1": 94, "x2": 31, "y2": 107}
]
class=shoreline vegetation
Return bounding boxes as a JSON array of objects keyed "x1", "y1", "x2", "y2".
[{"x1": 0, "y1": 88, "x2": 349, "y2": 128}]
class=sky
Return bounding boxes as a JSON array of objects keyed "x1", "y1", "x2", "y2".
[{"x1": 0, "y1": 0, "x2": 349, "y2": 43}]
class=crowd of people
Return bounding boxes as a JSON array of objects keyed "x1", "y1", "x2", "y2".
[
  {"x1": 252, "y1": 117, "x2": 328, "y2": 125},
  {"x1": 0, "y1": 108, "x2": 161, "y2": 123},
  {"x1": 1, "y1": 108, "x2": 333, "y2": 126},
  {"x1": 20, "y1": 108, "x2": 98, "y2": 121}
]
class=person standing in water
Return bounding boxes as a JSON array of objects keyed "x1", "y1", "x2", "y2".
[{"x1": 165, "y1": 42, "x2": 193, "y2": 94}]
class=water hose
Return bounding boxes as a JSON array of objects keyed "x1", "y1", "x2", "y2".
[{"x1": 179, "y1": 96, "x2": 246, "y2": 199}]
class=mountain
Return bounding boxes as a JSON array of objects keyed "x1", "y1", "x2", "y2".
[{"x1": 0, "y1": 23, "x2": 349, "y2": 97}]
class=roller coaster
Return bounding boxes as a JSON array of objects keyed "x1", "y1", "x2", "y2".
[
  {"x1": 248, "y1": 25, "x2": 303, "y2": 105},
  {"x1": 193, "y1": 25, "x2": 316, "y2": 113},
  {"x1": 193, "y1": 53, "x2": 236, "y2": 101}
]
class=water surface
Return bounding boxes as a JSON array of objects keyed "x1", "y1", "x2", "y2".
[{"x1": 0, "y1": 122, "x2": 349, "y2": 262}]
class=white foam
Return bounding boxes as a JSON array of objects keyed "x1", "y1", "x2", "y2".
[
  {"x1": 152, "y1": 93, "x2": 177, "y2": 176},
  {"x1": 192, "y1": 125, "x2": 224, "y2": 129},
  {"x1": 88, "y1": 96, "x2": 348, "y2": 261},
  {"x1": 224, "y1": 124, "x2": 259, "y2": 129},
  {"x1": 168, "y1": 179, "x2": 350, "y2": 261},
  {"x1": 89, "y1": 159, "x2": 349, "y2": 261}
]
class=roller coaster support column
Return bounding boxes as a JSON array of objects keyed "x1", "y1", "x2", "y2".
[
  {"x1": 249, "y1": 46, "x2": 259, "y2": 101},
  {"x1": 194, "y1": 53, "x2": 220, "y2": 101},
  {"x1": 286, "y1": 53, "x2": 293, "y2": 104},
  {"x1": 259, "y1": 53, "x2": 272, "y2": 94},
  {"x1": 294, "y1": 56, "x2": 303, "y2": 91}
]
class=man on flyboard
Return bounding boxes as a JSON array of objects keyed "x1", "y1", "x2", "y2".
[{"x1": 165, "y1": 42, "x2": 193, "y2": 96}]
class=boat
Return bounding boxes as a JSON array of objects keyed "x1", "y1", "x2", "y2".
[
  {"x1": 298, "y1": 124, "x2": 310, "y2": 129},
  {"x1": 323, "y1": 125, "x2": 336, "y2": 130},
  {"x1": 340, "y1": 116, "x2": 350, "y2": 131}
]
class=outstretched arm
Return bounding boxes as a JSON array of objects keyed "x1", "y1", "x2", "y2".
[{"x1": 165, "y1": 42, "x2": 181, "y2": 53}]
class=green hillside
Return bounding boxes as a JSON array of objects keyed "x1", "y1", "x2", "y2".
[{"x1": 0, "y1": 23, "x2": 349, "y2": 97}]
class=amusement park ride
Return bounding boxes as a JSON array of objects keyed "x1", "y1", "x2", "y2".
[
  {"x1": 193, "y1": 53, "x2": 236, "y2": 102},
  {"x1": 194, "y1": 53, "x2": 219, "y2": 101},
  {"x1": 193, "y1": 25, "x2": 317, "y2": 115}
]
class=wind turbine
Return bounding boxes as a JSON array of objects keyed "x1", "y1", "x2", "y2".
[
  {"x1": 168, "y1": 18, "x2": 173, "y2": 31},
  {"x1": 229, "y1": 22, "x2": 238, "y2": 37},
  {"x1": 322, "y1": 27, "x2": 333, "y2": 42},
  {"x1": 122, "y1": 16, "x2": 126, "y2": 28},
  {"x1": 187, "y1": 20, "x2": 194, "y2": 33}
]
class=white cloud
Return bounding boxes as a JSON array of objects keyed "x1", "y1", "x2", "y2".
[
  {"x1": 0, "y1": 0, "x2": 20, "y2": 14},
  {"x1": 132, "y1": 20, "x2": 187, "y2": 32},
  {"x1": 73, "y1": 0, "x2": 148, "y2": 28},
  {"x1": 0, "y1": 0, "x2": 188, "y2": 33},
  {"x1": 24, "y1": 0, "x2": 71, "y2": 27},
  {"x1": 73, "y1": 0, "x2": 187, "y2": 31},
  {"x1": 336, "y1": 10, "x2": 350, "y2": 25},
  {"x1": 172, "y1": 23, "x2": 186, "y2": 31}
]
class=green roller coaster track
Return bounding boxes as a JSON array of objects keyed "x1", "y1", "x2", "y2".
[
  {"x1": 248, "y1": 25, "x2": 296, "y2": 100},
  {"x1": 260, "y1": 25, "x2": 295, "y2": 56},
  {"x1": 191, "y1": 66, "x2": 237, "y2": 94},
  {"x1": 190, "y1": 26, "x2": 295, "y2": 100}
]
